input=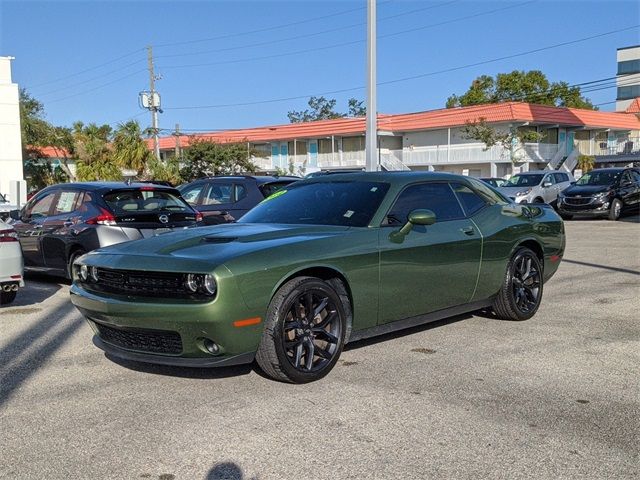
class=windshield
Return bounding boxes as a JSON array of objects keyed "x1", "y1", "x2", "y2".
[
  {"x1": 103, "y1": 189, "x2": 192, "y2": 215},
  {"x1": 576, "y1": 171, "x2": 621, "y2": 186},
  {"x1": 240, "y1": 181, "x2": 390, "y2": 227},
  {"x1": 504, "y1": 174, "x2": 544, "y2": 187}
]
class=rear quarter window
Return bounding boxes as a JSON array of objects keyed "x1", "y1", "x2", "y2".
[{"x1": 259, "y1": 182, "x2": 294, "y2": 198}]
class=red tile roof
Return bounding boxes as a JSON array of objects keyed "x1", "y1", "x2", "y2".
[
  {"x1": 27, "y1": 145, "x2": 71, "y2": 157},
  {"x1": 147, "y1": 101, "x2": 639, "y2": 150},
  {"x1": 625, "y1": 97, "x2": 640, "y2": 114}
]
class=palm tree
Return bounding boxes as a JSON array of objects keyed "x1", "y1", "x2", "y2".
[{"x1": 112, "y1": 121, "x2": 152, "y2": 175}]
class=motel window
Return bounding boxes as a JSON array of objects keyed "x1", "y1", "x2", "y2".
[{"x1": 342, "y1": 136, "x2": 365, "y2": 152}]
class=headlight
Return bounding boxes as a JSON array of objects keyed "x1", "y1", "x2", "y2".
[
  {"x1": 89, "y1": 266, "x2": 99, "y2": 282},
  {"x1": 79, "y1": 264, "x2": 89, "y2": 281},
  {"x1": 202, "y1": 274, "x2": 217, "y2": 295},
  {"x1": 593, "y1": 191, "x2": 612, "y2": 201},
  {"x1": 516, "y1": 188, "x2": 531, "y2": 196},
  {"x1": 185, "y1": 274, "x2": 198, "y2": 292}
]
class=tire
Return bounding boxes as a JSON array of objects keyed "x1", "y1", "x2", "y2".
[
  {"x1": 608, "y1": 198, "x2": 622, "y2": 221},
  {"x1": 255, "y1": 276, "x2": 349, "y2": 383},
  {"x1": 533, "y1": 197, "x2": 544, "y2": 204},
  {"x1": 0, "y1": 289, "x2": 17, "y2": 305},
  {"x1": 492, "y1": 247, "x2": 543, "y2": 321},
  {"x1": 67, "y1": 249, "x2": 86, "y2": 280}
]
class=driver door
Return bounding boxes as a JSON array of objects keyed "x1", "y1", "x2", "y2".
[
  {"x1": 378, "y1": 182, "x2": 482, "y2": 324},
  {"x1": 541, "y1": 173, "x2": 556, "y2": 203},
  {"x1": 13, "y1": 190, "x2": 58, "y2": 267}
]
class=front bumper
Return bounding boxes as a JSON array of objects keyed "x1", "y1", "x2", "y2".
[
  {"x1": 70, "y1": 283, "x2": 263, "y2": 368},
  {"x1": 557, "y1": 197, "x2": 610, "y2": 216}
]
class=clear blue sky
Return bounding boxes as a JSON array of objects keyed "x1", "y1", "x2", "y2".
[{"x1": 1, "y1": 0, "x2": 638, "y2": 134}]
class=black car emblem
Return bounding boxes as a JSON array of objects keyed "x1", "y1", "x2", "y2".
[{"x1": 159, "y1": 214, "x2": 169, "y2": 224}]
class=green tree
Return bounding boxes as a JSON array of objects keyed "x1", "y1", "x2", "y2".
[
  {"x1": 461, "y1": 118, "x2": 542, "y2": 164},
  {"x1": 72, "y1": 122, "x2": 121, "y2": 181},
  {"x1": 23, "y1": 160, "x2": 69, "y2": 191},
  {"x1": 288, "y1": 96, "x2": 366, "y2": 122},
  {"x1": 576, "y1": 154, "x2": 595, "y2": 173},
  {"x1": 111, "y1": 121, "x2": 153, "y2": 175},
  {"x1": 180, "y1": 139, "x2": 256, "y2": 181},
  {"x1": 446, "y1": 70, "x2": 596, "y2": 109}
]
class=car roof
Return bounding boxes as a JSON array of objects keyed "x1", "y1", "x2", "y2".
[
  {"x1": 39, "y1": 182, "x2": 179, "y2": 192},
  {"x1": 297, "y1": 171, "x2": 476, "y2": 186},
  {"x1": 189, "y1": 175, "x2": 299, "y2": 184}
]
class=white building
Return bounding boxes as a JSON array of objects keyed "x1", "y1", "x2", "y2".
[
  {"x1": 0, "y1": 56, "x2": 24, "y2": 204},
  {"x1": 617, "y1": 45, "x2": 640, "y2": 112}
]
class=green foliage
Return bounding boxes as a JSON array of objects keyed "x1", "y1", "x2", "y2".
[
  {"x1": 446, "y1": 70, "x2": 596, "y2": 110},
  {"x1": 111, "y1": 121, "x2": 153, "y2": 175},
  {"x1": 147, "y1": 156, "x2": 182, "y2": 185},
  {"x1": 461, "y1": 118, "x2": 542, "y2": 164},
  {"x1": 23, "y1": 160, "x2": 69, "y2": 190},
  {"x1": 180, "y1": 138, "x2": 257, "y2": 181},
  {"x1": 19, "y1": 89, "x2": 50, "y2": 148},
  {"x1": 288, "y1": 96, "x2": 365, "y2": 122},
  {"x1": 577, "y1": 154, "x2": 595, "y2": 173}
]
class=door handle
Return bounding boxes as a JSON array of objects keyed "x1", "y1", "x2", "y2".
[{"x1": 460, "y1": 226, "x2": 475, "y2": 236}]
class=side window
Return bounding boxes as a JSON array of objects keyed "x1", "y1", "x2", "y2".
[
  {"x1": 630, "y1": 170, "x2": 640, "y2": 184},
  {"x1": 385, "y1": 183, "x2": 464, "y2": 225},
  {"x1": 543, "y1": 174, "x2": 555, "y2": 185},
  {"x1": 553, "y1": 173, "x2": 568, "y2": 183},
  {"x1": 450, "y1": 183, "x2": 487, "y2": 216},
  {"x1": 180, "y1": 184, "x2": 205, "y2": 205},
  {"x1": 203, "y1": 183, "x2": 233, "y2": 205},
  {"x1": 466, "y1": 177, "x2": 509, "y2": 204},
  {"x1": 28, "y1": 192, "x2": 56, "y2": 219},
  {"x1": 52, "y1": 190, "x2": 81, "y2": 216},
  {"x1": 76, "y1": 192, "x2": 101, "y2": 220},
  {"x1": 620, "y1": 171, "x2": 634, "y2": 185},
  {"x1": 235, "y1": 184, "x2": 247, "y2": 202}
]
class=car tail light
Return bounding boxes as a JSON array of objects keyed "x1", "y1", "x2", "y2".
[
  {"x1": 86, "y1": 207, "x2": 117, "y2": 226},
  {"x1": 0, "y1": 228, "x2": 18, "y2": 242},
  {"x1": 195, "y1": 211, "x2": 203, "y2": 222}
]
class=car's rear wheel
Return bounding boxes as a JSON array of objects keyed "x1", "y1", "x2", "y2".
[
  {"x1": 608, "y1": 198, "x2": 622, "y2": 221},
  {"x1": 255, "y1": 276, "x2": 348, "y2": 383},
  {"x1": 492, "y1": 247, "x2": 543, "y2": 321},
  {"x1": 0, "y1": 289, "x2": 17, "y2": 305},
  {"x1": 67, "y1": 249, "x2": 86, "y2": 279}
]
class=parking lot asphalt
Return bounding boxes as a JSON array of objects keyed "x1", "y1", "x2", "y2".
[{"x1": 1, "y1": 217, "x2": 639, "y2": 480}]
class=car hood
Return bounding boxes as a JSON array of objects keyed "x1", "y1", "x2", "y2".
[
  {"x1": 81, "y1": 223, "x2": 352, "y2": 272},
  {"x1": 498, "y1": 186, "x2": 536, "y2": 196},
  {"x1": 561, "y1": 185, "x2": 612, "y2": 196}
]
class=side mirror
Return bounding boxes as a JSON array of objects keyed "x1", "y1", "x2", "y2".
[
  {"x1": 389, "y1": 209, "x2": 436, "y2": 243},
  {"x1": 543, "y1": 181, "x2": 553, "y2": 188},
  {"x1": 9, "y1": 209, "x2": 20, "y2": 220}
]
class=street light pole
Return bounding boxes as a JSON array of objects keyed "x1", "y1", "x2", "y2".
[{"x1": 365, "y1": 0, "x2": 378, "y2": 172}]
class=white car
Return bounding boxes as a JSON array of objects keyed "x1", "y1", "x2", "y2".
[
  {"x1": 0, "y1": 218, "x2": 24, "y2": 305},
  {"x1": 0, "y1": 192, "x2": 18, "y2": 221}
]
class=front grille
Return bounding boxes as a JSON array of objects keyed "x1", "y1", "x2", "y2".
[
  {"x1": 564, "y1": 196, "x2": 593, "y2": 205},
  {"x1": 82, "y1": 268, "x2": 205, "y2": 300},
  {"x1": 95, "y1": 321, "x2": 182, "y2": 355}
]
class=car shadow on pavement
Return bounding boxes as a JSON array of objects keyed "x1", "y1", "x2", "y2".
[
  {"x1": 561, "y1": 259, "x2": 640, "y2": 276},
  {"x1": 4, "y1": 274, "x2": 64, "y2": 308},
  {"x1": 105, "y1": 354, "x2": 254, "y2": 380},
  {"x1": 0, "y1": 300, "x2": 83, "y2": 408}
]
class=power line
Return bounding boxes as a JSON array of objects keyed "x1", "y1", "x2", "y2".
[
  {"x1": 44, "y1": 69, "x2": 147, "y2": 104},
  {"x1": 154, "y1": 0, "x2": 464, "y2": 60},
  {"x1": 164, "y1": 26, "x2": 639, "y2": 111},
  {"x1": 158, "y1": 0, "x2": 528, "y2": 70},
  {"x1": 24, "y1": 48, "x2": 145, "y2": 90}
]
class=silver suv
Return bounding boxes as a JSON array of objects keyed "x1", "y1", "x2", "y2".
[{"x1": 498, "y1": 170, "x2": 574, "y2": 205}]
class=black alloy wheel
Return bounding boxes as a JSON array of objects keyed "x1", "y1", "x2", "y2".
[
  {"x1": 256, "y1": 276, "x2": 348, "y2": 383},
  {"x1": 282, "y1": 290, "x2": 342, "y2": 373},
  {"x1": 492, "y1": 247, "x2": 543, "y2": 321},
  {"x1": 608, "y1": 198, "x2": 622, "y2": 221},
  {"x1": 511, "y1": 252, "x2": 542, "y2": 315}
]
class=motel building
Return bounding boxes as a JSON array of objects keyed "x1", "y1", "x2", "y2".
[{"x1": 152, "y1": 100, "x2": 640, "y2": 177}]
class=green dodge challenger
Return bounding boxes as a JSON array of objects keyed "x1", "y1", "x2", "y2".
[{"x1": 70, "y1": 172, "x2": 565, "y2": 383}]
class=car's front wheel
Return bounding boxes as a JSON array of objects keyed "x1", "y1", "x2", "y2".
[
  {"x1": 608, "y1": 198, "x2": 622, "y2": 221},
  {"x1": 492, "y1": 247, "x2": 543, "y2": 321},
  {"x1": 255, "y1": 276, "x2": 348, "y2": 383}
]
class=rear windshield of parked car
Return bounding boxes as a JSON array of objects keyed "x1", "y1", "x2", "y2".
[
  {"x1": 240, "y1": 181, "x2": 390, "y2": 227},
  {"x1": 258, "y1": 181, "x2": 294, "y2": 198},
  {"x1": 103, "y1": 189, "x2": 192, "y2": 214},
  {"x1": 504, "y1": 174, "x2": 544, "y2": 187},
  {"x1": 575, "y1": 171, "x2": 621, "y2": 186}
]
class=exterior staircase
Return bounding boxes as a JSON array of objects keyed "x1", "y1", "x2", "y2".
[{"x1": 380, "y1": 151, "x2": 411, "y2": 171}]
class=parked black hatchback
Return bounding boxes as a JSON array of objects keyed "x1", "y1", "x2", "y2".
[
  {"x1": 178, "y1": 175, "x2": 298, "y2": 225},
  {"x1": 557, "y1": 168, "x2": 640, "y2": 220},
  {"x1": 9, "y1": 182, "x2": 201, "y2": 278}
]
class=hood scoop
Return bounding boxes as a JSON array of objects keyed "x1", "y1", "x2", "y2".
[{"x1": 202, "y1": 236, "x2": 238, "y2": 244}]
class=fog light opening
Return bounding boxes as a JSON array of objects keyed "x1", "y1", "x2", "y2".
[{"x1": 203, "y1": 338, "x2": 220, "y2": 355}]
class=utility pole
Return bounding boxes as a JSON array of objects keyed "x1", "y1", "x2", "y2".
[
  {"x1": 365, "y1": 0, "x2": 378, "y2": 172},
  {"x1": 173, "y1": 123, "x2": 181, "y2": 159},
  {"x1": 147, "y1": 45, "x2": 160, "y2": 160}
]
